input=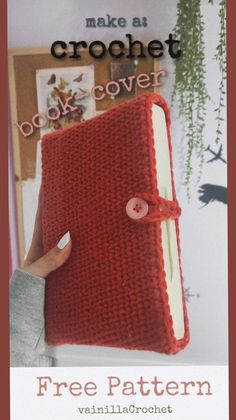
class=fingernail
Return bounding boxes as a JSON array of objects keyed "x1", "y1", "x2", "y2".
[{"x1": 57, "y1": 231, "x2": 71, "y2": 249}]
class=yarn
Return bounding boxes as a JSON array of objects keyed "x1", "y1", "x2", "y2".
[{"x1": 41, "y1": 92, "x2": 189, "y2": 354}]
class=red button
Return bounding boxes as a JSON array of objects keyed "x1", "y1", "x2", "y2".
[{"x1": 126, "y1": 197, "x2": 149, "y2": 220}]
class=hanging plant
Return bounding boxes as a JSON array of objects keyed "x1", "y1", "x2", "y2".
[
  {"x1": 172, "y1": 0, "x2": 226, "y2": 199},
  {"x1": 213, "y1": 0, "x2": 226, "y2": 144},
  {"x1": 172, "y1": 0, "x2": 209, "y2": 199}
]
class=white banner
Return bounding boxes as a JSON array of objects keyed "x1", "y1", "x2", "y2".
[{"x1": 10, "y1": 366, "x2": 228, "y2": 420}]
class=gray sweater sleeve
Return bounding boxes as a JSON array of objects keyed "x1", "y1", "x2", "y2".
[{"x1": 10, "y1": 269, "x2": 55, "y2": 367}]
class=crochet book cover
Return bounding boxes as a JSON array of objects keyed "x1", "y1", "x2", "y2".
[{"x1": 7, "y1": 1, "x2": 229, "y2": 419}]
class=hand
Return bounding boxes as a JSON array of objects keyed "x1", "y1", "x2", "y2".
[{"x1": 22, "y1": 189, "x2": 72, "y2": 278}]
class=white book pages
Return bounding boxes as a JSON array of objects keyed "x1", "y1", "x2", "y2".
[{"x1": 152, "y1": 104, "x2": 185, "y2": 340}]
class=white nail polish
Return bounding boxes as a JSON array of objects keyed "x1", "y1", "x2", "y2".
[{"x1": 57, "y1": 231, "x2": 71, "y2": 249}]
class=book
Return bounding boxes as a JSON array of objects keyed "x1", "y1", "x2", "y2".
[{"x1": 41, "y1": 92, "x2": 189, "y2": 354}]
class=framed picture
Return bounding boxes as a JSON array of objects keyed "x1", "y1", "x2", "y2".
[{"x1": 36, "y1": 66, "x2": 96, "y2": 136}]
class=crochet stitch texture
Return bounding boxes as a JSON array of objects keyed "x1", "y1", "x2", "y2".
[{"x1": 41, "y1": 92, "x2": 189, "y2": 354}]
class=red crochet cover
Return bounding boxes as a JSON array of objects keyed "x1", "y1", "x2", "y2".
[{"x1": 41, "y1": 92, "x2": 190, "y2": 354}]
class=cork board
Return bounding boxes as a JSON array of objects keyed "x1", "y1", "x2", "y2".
[{"x1": 9, "y1": 47, "x2": 160, "y2": 262}]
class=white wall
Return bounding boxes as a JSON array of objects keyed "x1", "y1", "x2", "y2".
[{"x1": 8, "y1": 0, "x2": 227, "y2": 365}]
